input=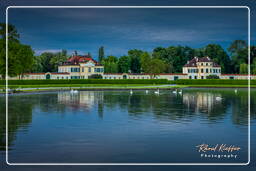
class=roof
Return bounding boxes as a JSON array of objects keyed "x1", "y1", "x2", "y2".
[
  {"x1": 104, "y1": 73, "x2": 187, "y2": 76},
  {"x1": 183, "y1": 56, "x2": 220, "y2": 67},
  {"x1": 24, "y1": 72, "x2": 70, "y2": 75},
  {"x1": 61, "y1": 55, "x2": 100, "y2": 65}
]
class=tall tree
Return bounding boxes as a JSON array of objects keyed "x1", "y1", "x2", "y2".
[
  {"x1": 98, "y1": 46, "x2": 105, "y2": 62},
  {"x1": 239, "y1": 63, "x2": 248, "y2": 74},
  {"x1": 118, "y1": 55, "x2": 130, "y2": 73},
  {"x1": 204, "y1": 44, "x2": 231, "y2": 73},
  {"x1": 128, "y1": 49, "x2": 143, "y2": 73},
  {"x1": 0, "y1": 23, "x2": 34, "y2": 78},
  {"x1": 102, "y1": 55, "x2": 118, "y2": 73},
  {"x1": 0, "y1": 23, "x2": 19, "y2": 42}
]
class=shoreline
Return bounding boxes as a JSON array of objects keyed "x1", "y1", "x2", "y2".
[{"x1": 0, "y1": 85, "x2": 253, "y2": 95}]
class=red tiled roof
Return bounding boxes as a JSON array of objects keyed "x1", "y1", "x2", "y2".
[
  {"x1": 197, "y1": 56, "x2": 213, "y2": 62},
  {"x1": 67, "y1": 55, "x2": 97, "y2": 64},
  {"x1": 104, "y1": 73, "x2": 187, "y2": 75},
  {"x1": 184, "y1": 56, "x2": 220, "y2": 67},
  {"x1": 51, "y1": 72, "x2": 70, "y2": 75},
  {"x1": 24, "y1": 72, "x2": 70, "y2": 75}
]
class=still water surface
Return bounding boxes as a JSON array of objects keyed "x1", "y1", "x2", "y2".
[{"x1": 0, "y1": 88, "x2": 255, "y2": 163}]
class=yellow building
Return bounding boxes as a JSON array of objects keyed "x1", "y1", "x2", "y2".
[
  {"x1": 182, "y1": 56, "x2": 221, "y2": 79},
  {"x1": 58, "y1": 55, "x2": 104, "y2": 79}
]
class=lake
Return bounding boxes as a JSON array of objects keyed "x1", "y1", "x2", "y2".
[{"x1": 0, "y1": 88, "x2": 255, "y2": 164}]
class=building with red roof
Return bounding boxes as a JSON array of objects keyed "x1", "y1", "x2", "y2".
[
  {"x1": 183, "y1": 56, "x2": 221, "y2": 79},
  {"x1": 58, "y1": 55, "x2": 104, "y2": 79}
]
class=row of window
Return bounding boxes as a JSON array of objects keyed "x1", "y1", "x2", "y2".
[
  {"x1": 189, "y1": 76, "x2": 204, "y2": 79},
  {"x1": 188, "y1": 68, "x2": 221, "y2": 73},
  {"x1": 65, "y1": 67, "x2": 104, "y2": 73},
  {"x1": 56, "y1": 76, "x2": 69, "y2": 79},
  {"x1": 200, "y1": 62, "x2": 211, "y2": 66},
  {"x1": 104, "y1": 76, "x2": 151, "y2": 79}
]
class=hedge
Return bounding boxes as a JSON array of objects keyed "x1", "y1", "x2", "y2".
[
  {"x1": 0, "y1": 79, "x2": 170, "y2": 85},
  {"x1": 174, "y1": 79, "x2": 256, "y2": 85}
]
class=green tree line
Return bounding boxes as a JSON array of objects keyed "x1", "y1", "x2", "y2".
[{"x1": 1, "y1": 23, "x2": 256, "y2": 79}]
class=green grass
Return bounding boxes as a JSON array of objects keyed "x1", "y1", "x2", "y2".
[{"x1": 0, "y1": 84, "x2": 168, "y2": 88}]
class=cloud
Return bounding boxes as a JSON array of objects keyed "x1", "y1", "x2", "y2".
[{"x1": 34, "y1": 49, "x2": 62, "y2": 55}]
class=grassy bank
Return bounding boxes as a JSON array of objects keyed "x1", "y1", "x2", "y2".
[{"x1": 0, "y1": 79, "x2": 254, "y2": 93}]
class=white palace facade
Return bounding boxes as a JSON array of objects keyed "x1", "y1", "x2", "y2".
[{"x1": 11, "y1": 56, "x2": 256, "y2": 80}]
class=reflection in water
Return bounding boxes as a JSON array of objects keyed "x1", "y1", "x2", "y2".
[
  {"x1": 57, "y1": 91, "x2": 103, "y2": 112},
  {"x1": 0, "y1": 89, "x2": 254, "y2": 155}
]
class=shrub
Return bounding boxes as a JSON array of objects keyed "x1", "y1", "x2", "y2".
[
  {"x1": 206, "y1": 75, "x2": 219, "y2": 79},
  {"x1": 0, "y1": 79, "x2": 170, "y2": 85},
  {"x1": 174, "y1": 79, "x2": 255, "y2": 85},
  {"x1": 88, "y1": 74, "x2": 103, "y2": 79}
]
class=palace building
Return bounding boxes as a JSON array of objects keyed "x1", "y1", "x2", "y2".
[
  {"x1": 182, "y1": 56, "x2": 221, "y2": 79},
  {"x1": 10, "y1": 56, "x2": 255, "y2": 80},
  {"x1": 58, "y1": 55, "x2": 104, "y2": 79}
]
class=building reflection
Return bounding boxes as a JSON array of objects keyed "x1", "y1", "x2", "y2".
[
  {"x1": 182, "y1": 92, "x2": 223, "y2": 113},
  {"x1": 57, "y1": 91, "x2": 104, "y2": 112}
]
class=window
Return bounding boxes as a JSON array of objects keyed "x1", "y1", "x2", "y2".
[
  {"x1": 188, "y1": 69, "x2": 190, "y2": 73},
  {"x1": 174, "y1": 76, "x2": 179, "y2": 80},
  {"x1": 206, "y1": 68, "x2": 208, "y2": 73},
  {"x1": 201, "y1": 69, "x2": 204, "y2": 73},
  {"x1": 88, "y1": 67, "x2": 91, "y2": 72},
  {"x1": 201, "y1": 63, "x2": 203, "y2": 66},
  {"x1": 82, "y1": 68, "x2": 84, "y2": 72},
  {"x1": 194, "y1": 76, "x2": 197, "y2": 79},
  {"x1": 201, "y1": 76, "x2": 204, "y2": 79},
  {"x1": 206, "y1": 63, "x2": 208, "y2": 66},
  {"x1": 62, "y1": 77, "x2": 64, "y2": 79},
  {"x1": 230, "y1": 76, "x2": 234, "y2": 79},
  {"x1": 189, "y1": 76, "x2": 192, "y2": 79}
]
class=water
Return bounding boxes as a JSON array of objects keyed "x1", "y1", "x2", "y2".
[{"x1": 0, "y1": 88, "x2": 255, "y2": 164}]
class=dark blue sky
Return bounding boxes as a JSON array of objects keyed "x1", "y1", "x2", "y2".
[{"x1": 0, "y1": 0, "x2": 255, "y2": 60}]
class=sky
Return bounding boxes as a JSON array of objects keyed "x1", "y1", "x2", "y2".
[{"x1": 0, "y1": 0, "x2": 255, "y2": 61}]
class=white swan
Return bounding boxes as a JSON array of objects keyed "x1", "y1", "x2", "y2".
[
  {"x1": 172, "y1": 89, "x2": 177, "y2": 94},
  {"x1": 130, "y1": 89, "x2": 133, "y2": 95},
  {"x1": 234, "y1": 89, "x2": 238, "y2": 94},
  {"x1": 178, "y1": 89, "x2": 182, "y2": 95},
  {"x1": 216, "y1": 96, "x2": 222, "y2": 101},
  {"x1": 70, "y1": 89, "x2": 78, "y2": 93},
  {"x1": 154, "y1": 89, "x2": 160, "y2": 94},
  {"x1": 146, "y1": 90, "x2": 149, "y2": 94}
]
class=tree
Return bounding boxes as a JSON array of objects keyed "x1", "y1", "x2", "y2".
[
  {"x1": 98, "y1": 46, "x2": 104, "y2": 62},
  {"x1": 16, "y1": 44, "x2": 34, "y2": 78},
  {"x1": 148, "y1": 58, "x2": 166, "y2": 78},
  {"x1": 239, "y1": 63, "x2": 248, "y2": 74},
  {"x1": 204, "y1": 44, "x2": 231, "y2": 73},
  {"x1": 102, "y1": 55, "x2": 118, "y2": 73},
  {"x1": 252, "y1": 58, "x2": 256, "y2": 75},
  {"x1": 140, "y1": 52, "x2": 166, "y2": 77},
  {"x1": 40, "y1": 52, "x2": 56, "y2": 72},
  {"x1": 50, "y1": 50, "x2": 68, "y2": 72},
  {"x1": 0, "y1": 24, "x2": 34, "y2": 78},
  {"x1": 0, "y1": 23, "x2": 19, "y2": 42},
  {"x1": 140, "y1": 52, "x2": 151, "y2": 73},
  {"x1": 228, "y1": 40, "x2": 248, "y2": 73},
  {"x1": 128, "y1": 49, "x2": 143, "y2": 73},
  {"x1": 118, "y1": 56, "x2": 130, "y2": 73},
  {"x1": 152, "y1": 46, "x2": 194, "y2": 73}
]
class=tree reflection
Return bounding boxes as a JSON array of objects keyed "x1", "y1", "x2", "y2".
[{"x1": 0, "y1": 89, "x2": 254, "y2": 152}]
